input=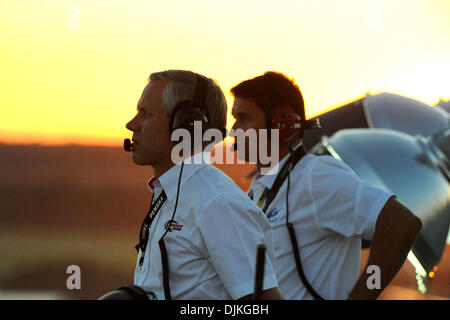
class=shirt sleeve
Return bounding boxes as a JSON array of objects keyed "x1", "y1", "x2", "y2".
[
  {"x1": 308, "y1": 156, "x2": 395, "y2": 240},
  {"x1": 197, "y1": 193, "x2": 278, "y2": 299}
]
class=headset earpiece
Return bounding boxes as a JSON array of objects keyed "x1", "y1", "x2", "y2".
[
  {"x1": 169, "y1": 76, "x2": 210, "y2": 135},
  {"x1": 169, "y1": 100, "x2": 210, "y2": 135},
  {"x1": 169, "y1": 75, "x2": 227, "y2": 144}
]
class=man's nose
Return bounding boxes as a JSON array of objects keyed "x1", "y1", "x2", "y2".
[{"x1": 126, "y1": 115, "x2": 139, "y2": 132}]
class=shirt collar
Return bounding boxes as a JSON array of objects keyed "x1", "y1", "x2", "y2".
[
  {"x1": 147, "y1": 176, "x2": 159, "y2": 192},
  {"x1": 146, "y1": 151, "x2": 210, "y2": 202},
  {"x1": 254, "y1": 142, "x2": 304, "y2": 189}
]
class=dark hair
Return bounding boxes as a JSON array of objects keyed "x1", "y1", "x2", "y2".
[{"x1": 230, "y1": 71, "x2": 305, "y2": 126}]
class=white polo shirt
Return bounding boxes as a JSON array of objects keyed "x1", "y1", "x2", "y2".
[
  {"x1": 249, "y1": 145, "x2": 394, "y2": 300},
  {"x1": 134, "y1": 152, "x2": 278, "y2": 300}
]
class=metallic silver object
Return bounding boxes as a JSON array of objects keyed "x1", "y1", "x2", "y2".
[{"x1": 306, "y1": 92, "x2": 450, "y2": 293}]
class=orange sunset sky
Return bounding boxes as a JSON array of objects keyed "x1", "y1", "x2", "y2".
[{"x1": 0, "y1": 0, "x2": 449, "y2": 146}]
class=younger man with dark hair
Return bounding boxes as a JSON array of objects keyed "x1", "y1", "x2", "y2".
[{"x1": 230, "y1": 71, "x2": 422, "y2": 299}]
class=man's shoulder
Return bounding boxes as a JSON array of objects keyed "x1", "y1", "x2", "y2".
[
  {"x1": 295, "y1": 153, "x2": 354, "y2": 175},
  {"x1": 187, "y1": 164, "x2": 249, "y2": 201},
  {"x1": 284, "y1": 154, "x2": 359, "y2": 196}
]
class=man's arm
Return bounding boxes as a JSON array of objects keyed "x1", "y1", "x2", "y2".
[
  {"x1": 348, "y1": 197, "x2": 422, "y2": 300},
  {"x1": 239, "y1": 287, "x2": 285, "y2": 300}
]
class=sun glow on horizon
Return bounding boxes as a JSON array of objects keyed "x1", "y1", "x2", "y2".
[{"x1": 1, "y1": 0, "x2": 449, "y2": 146}]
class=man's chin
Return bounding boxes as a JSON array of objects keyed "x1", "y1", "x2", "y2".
[{"x1": 131, "y1": 154, "x2": 149, "y2": 166}]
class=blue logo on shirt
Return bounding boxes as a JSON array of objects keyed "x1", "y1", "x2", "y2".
[{"x1": 266, "y1": 208, "x2": 281, "y2": 220}]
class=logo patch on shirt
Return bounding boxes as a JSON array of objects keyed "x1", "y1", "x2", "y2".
[
  {"x1": 164, "y1": 220, "x2": 183, "y2": 232},
  {"x1": 266, "y1": 208, "x2": 281, "y2": 221}
]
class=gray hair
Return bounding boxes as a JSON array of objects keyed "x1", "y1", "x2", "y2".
[{"x1": 149, "y1": 70, "x2": 227, "y2": 131}]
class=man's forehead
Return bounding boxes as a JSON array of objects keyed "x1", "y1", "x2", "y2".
[{"x1": 232, "y1": 97, "x2": 258, "y2": 114}]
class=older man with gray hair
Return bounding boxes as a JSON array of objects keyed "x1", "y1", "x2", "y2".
[{"x1": 125, "y1": 69, "x2": 284, "y2": 300}]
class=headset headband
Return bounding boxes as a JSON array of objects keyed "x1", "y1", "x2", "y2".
[{"x1": 192, "y1": 75, "x2": 209, "y2": 109}]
